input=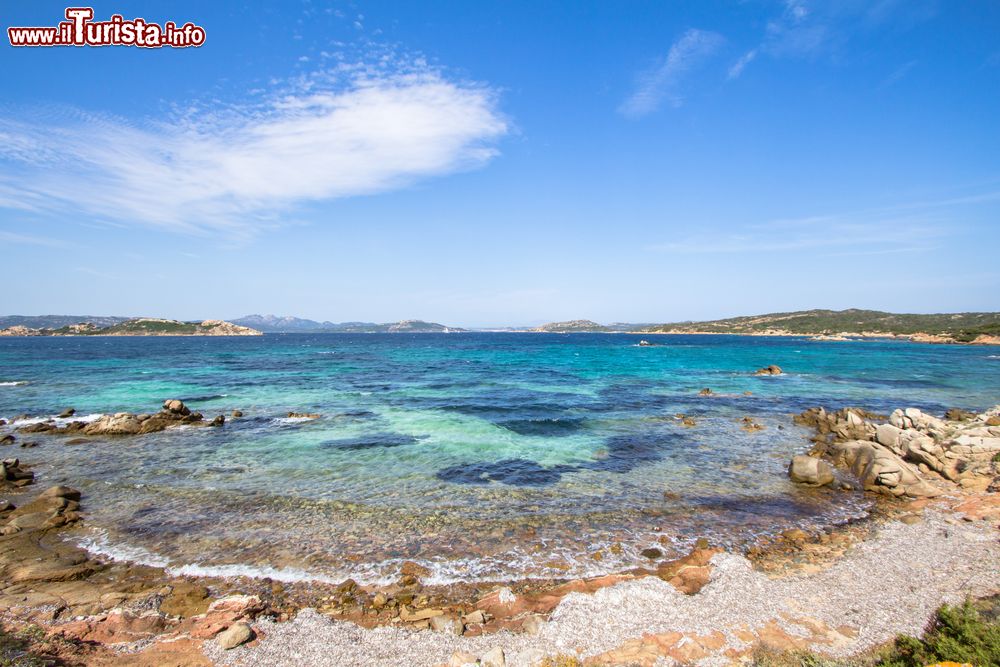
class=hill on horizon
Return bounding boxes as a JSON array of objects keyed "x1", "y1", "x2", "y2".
[
  {"x1": 231, "y1": 315, "x2": 462, "y2": 333},
  {"x1": 640, "y1": 308, "x2": 1000, "y2": 341}
]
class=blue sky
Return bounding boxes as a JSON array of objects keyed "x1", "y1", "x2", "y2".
[{"x1": 1, "y1": 1, "x2": 998, "y2": 326}]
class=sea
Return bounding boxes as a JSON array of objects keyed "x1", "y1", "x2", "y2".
[{"x1": 1, "y1": 333, "x2": 998, "y2": 584}]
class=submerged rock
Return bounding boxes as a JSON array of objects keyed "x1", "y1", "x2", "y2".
[{"x1": 286, "y1": 412, "x2": 321, "y2": 419}]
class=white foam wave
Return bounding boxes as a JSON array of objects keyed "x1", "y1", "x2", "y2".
[
  {"x1": 11, "y1": 412, "x2": 104, "y2": 427},
  {"x1": 0, "y1": 381, "x2": 28, "y2": 386},
  {"x1": 987, "y1": 355, "x2": 1000, "y2": 360},
  {"x1": 74, "y1": 530, "x2": 637, "y2": 587},
  {"x1": 273, "y1": 416, "x2": 318, "y2": 425},
  {"x1": 77, "y1": 530, "x2": 170, "y2": 568},
  {"x1": 168, "y1": 563, "x2": 342, "y2": 584}
]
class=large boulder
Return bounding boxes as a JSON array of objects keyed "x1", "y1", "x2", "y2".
[
  {"x1": 162, "y1": 399, "x2": 191, "y2": 416},
  {"x1": 828, "y1": 440, "x2": 939, "y2": 498},
  {"x1": 83, "y1": 413, "x2": 142, "y2": 436},
  {"x1": 788, "y1": 455, "x2": 835, "y2": 486}
]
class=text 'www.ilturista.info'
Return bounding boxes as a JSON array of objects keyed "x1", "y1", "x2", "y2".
[{"x1": 7, "y1": 7, "x2": 205, "y2": 48}]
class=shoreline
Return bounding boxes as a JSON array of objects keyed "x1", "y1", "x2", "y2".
[
  {"x1": 2, "y1": 329, "x2": 999, "y2": 346},
  {"x1": 1, "y1": 403, "x2": 998, "y2": 664}
]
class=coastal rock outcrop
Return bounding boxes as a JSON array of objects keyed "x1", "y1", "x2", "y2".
[
  {"x1": 794, "y1": 407, "x2": 878, "y2": 443},
  {"x1": 794, "y1": 404, "x2": 1000, "y2": 497},
  {"x1": 1, "y1": 485, "x2": 82, "y2": 536},
  {"x1": 826, "y1": 440, "x2": 939, "y2": 497},
  {"x1": 753, "y1": 365, "x2": 783, "y2": 376}
]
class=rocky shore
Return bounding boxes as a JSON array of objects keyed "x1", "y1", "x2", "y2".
[
  {"x1": 0, "y1": 401, "x2": 997, "y2": 666},
  {"x1": 0, "y1": 318, "x2": 261, "y2": 337}
]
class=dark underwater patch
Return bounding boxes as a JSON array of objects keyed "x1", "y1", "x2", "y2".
[
  {"x1": 582, "y1": 432, "x2": 682, "y2": 473},
  {"x1": 332, "y1": 410, "x2": 377, "y2": 421},
  {"x1": 320, "y1": 433, "x2": 421, "y2": 450},
  {"x1": 180, "y1": 394, "x2": 228, "y2": 403},
  {"x1": 496, "y1": 417, "x2": 586, "y2": 437},
  {"x1": 437, "y1": 458, "x2": 576, "y2": 486}
]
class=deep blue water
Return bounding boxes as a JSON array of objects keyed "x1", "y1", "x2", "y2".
[{"x1": 1, "y1": 333, "x2": 997, "y2": 583}]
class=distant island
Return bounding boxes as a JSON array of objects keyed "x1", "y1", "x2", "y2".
[
  {"x1": 2, "y1": 309, "x2": 998, "y2": 343},
  {"x1": 531, "y1": 309, "x2": 1000, "y2": 344},
  {"x1": 534, "y1": 319, "x2": 610, "y2": 333},
  {"x1": 231, "y1": 315, "x2": 463, "y2": 334},
  {"x1": 636, "y1": 309, "x2": 1000, "y2": 344},
  {"x1": 0, "y1": 318, "x2": 261, "y2": 337}
]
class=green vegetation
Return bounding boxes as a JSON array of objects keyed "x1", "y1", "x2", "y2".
[
  {"x1": 641, "y1": 309, "x2": 1000, "y2": 339},
  {"x1": 750, "y1": 597, "x2": 1000, "y2": 667},
  {"x1": 951, "y1": 322, "x2": 1000, "y2": 343},
  {"x1": 881, "y1": 598, "x2": 1000, "y2": 667},
  {"x1": 100, "y1": 319, "x2": 199, "y2": 334},
  {"x1": 535, "y1": 319, "x2": 610, "y2": 332}
]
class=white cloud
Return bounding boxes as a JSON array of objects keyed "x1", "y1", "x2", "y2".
[
  {"x1": 619, "y1": 29, "x2": 724, "y2": 118},
  {"x1": 0, "y1": 62, "x2": 508, "y2": 236},
  {"x1": 727, "y1": 49, "x2": 758, "y2": 80}
]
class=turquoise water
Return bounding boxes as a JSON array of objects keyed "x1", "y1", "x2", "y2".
[{"x1": 1, "y1": 333, "x2": 998, "y2": 583}]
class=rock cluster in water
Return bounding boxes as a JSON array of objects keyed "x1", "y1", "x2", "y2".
[
  {"x1": 0, "y1": 457, "x2": 34, "y2": 490},
  {"x1": 790, "y1": 405, "x2": 1000, "y2": 497},
  {"x1": 15, "y1": 400, "x2": 224, "y2": 436}
]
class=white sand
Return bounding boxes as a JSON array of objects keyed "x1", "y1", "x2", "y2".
[{"x1": 206, "y1": 510, "x2": 1000, "y2": 666}]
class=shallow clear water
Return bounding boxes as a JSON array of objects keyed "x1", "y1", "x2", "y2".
[{"x1": 1, "y1": 333, "x2": 998, "y2": 583}]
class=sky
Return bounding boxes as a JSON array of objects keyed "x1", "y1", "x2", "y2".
[{"x1": 1, "y1": 0, "x2": 998, "y2": 327}]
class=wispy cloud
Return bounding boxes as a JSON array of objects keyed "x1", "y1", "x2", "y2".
[
  {"x1": 646, "y1": 189, "x2": 1000, "y2": 256},
  {"x1": 728, "y1": 1, "x2": 937, "y2": 79},
  {"x1": 762, "y1": 0, "x2": 829, "y2": 59},
  {"x1": 619, "y1": 29, "x2": 724, "y2": 118},
  {"x1": 879, "y1": 59, "x2": 918, "y2": 88},
  {"x1": 0, "y1": 230, "x2": 68, "y2": 248},
  {"x1": 0, "y1": 58, "x2": 508, "y2": 237},
  {"x1": 727, "y1": 49, "x2": 758, "y2": 80}
]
